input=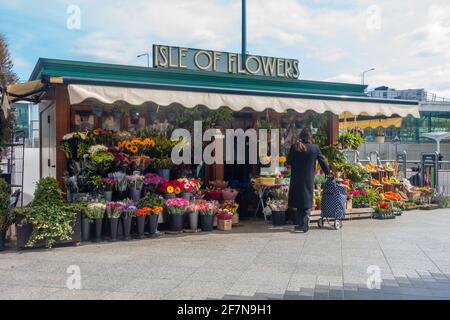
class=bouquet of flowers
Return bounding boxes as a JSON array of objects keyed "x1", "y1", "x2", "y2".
[
  {"x1": 149, "y1": 206, "x2": 164, "y2": 215},
  {"x1": 144, "y1": 173, "x2": 167, "y2": 187},
  {"x1": 126, "y1": 173, "x2": 145, "y2": 191},
  {"x1": 122, "y1": 200, "x2": 137, "y2": 218},
  {"x1": 106, "y1": 202, "x2": 125, "y2": 218},
  {"x1": 266, "y1": 199, "x2": 288, "y2": 212},
  {"x1": 165, "y1": 198, "x2": 190, "y2": 215},
  {"x1": 88, "y1": 145, "x2": 109, "y2": 154},
  {"x1": 188, "y1": 199, "x2": 209, "y2": 214},
  {"x1": 222, "y1": 200, "x2": 239, "y2": 214},
  {"x1": 136, "y1": 207, "x2": 151, "y2": 217},
  {"x1": 138, "y1": 194, "x2": 165, "y2": 209},
  {"x1": 159, "y1": 180, "x2": 184, "y2": 195},
  {"x1": 110, "y1": 172, "x2": 128, "y2": 192},
  {"x1": 177, "y1": 178, "x2": 201, "y2": 194},
  {"x1": 87, "y1": 202, "x2": 106, "y2": 220},
  {"x1": 217, "y1": 209, "x2": 234, "y2": 221},
  {"x1": 374, "y1": 202, "x2": 394, "y2": 215},
  {"x1": 102, "y1": 178, "x2": 117, "y2": 192}
]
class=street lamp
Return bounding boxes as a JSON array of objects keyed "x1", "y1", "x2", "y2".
[
  {"x1": 362, "y1": 68, "x2": 375, "y2": 85},
  {"x1": 137, "y1": 53, "x2": 150, "y2": 68}
]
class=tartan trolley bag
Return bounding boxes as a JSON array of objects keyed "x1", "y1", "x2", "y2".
[{"x1": 318, "y1": 177, "x2": 347, "y2": 230}]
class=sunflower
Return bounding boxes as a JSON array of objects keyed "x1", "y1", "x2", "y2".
[
  {"x1": 174, "y1": 187, "x2": 182, "y2": 195},
  {"x1": 167, "y1": 186, "x2": 175, "y2": 194},
  {"x1": 130, "y1": 146, "x2": 139, "y2": 154},
  {"x1": 125, "y1": 142, "x2": 133, "y2": 150}
]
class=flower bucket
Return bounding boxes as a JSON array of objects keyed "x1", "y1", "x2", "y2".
[
  {"x1": 136, "y1": 216, "x2": 146, "y2": 239},
  {"x1": 81, "y1": 218, "x2": 91, "y2": 242},
  {"x1": 104, "y1": 191, "x2": 113, "y2": 202},
  {"x1": 200, "y1": 215, "x2": 214, "y2": 232},
  {"x1": 148, "y1": 214, "x2": 159, "y2": 236},
  {"x1": 164, "y1": 194, "x2": 176, "y2": 200},
  {"x1": 122, "y1": 216, "x2": 132, "y2": 241},
  {"x1": 183, "y1": 193, "x2": 193, "y2": 200},
  {"x1": 189, "y1": 212, "x2": 199, "y2": 230},
  {"x1": 157, "y1": 169, "x2": 171, "y2": 181},
  {"x1": 131, "y1": 189, "x2": 142, "y2": 202},
  {"x1": 170, "y1": 214, "x2": 184, "y2": 232},
  {"x1": 272, "y1": 211, "x2": 286, "y2": 226},
  {"x1": 0, "y1": 230, "x2": 6, "y2": 252},
  {"x1": 109, "y1": 218, "x2": 119, "y2": 241},
  {"x1": 95, "y1": 218, "x2": 103, "y2": 243}
]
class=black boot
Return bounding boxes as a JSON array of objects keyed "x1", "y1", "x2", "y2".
[{"x1": 302, "y1": 215, "x2": 310, "y2": 233}]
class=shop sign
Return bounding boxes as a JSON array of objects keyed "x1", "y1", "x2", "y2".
[{"x1": 153, "y1": 44, "x2": 300, "y2": 79}]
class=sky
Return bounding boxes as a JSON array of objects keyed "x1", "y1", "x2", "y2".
[{"x1": 1, "y1": 0, "x2": 450, "y2": 98}]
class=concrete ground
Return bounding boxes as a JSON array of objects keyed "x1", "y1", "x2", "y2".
[{"x1": 1, "y1": 210, "x2": 450, "y2": 300}]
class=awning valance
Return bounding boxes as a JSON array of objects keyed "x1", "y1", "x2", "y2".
[
  {"x1": 340, "y1": 118, "x2": 403, "y2": 130},
  {"x1": 68, "y1": 84, "x2": 420, "y2": 118}
]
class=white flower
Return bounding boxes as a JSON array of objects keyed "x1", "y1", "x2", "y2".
[{"x1": 88, "y1": 145, "x2": 108, "y2": 154}]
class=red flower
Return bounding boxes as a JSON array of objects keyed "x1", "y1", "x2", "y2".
[{"x1": 379, "y1": 203, "x2": 389, "y2": 209}]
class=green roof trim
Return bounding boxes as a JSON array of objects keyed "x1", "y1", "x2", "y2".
[{"x1": 30, "y1": 58, "x2": 368, "y2": 97}]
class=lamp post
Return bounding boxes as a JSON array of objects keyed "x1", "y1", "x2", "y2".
[
  {"x1": 361, "y1": 68, "x2": 375, "y2": 85},
  {"x1": 137, "y1": 53, "x2": 150, "y2": 68}
]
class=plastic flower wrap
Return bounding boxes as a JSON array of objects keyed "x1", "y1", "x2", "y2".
[
  {"x1": 110, "y1": 172, "x2": 128, "y2": 192},
  {"x1": 102, "y1": 178, "x2": 117, "y2": 192},
  {"x1": 106, "y1": 202, "x2": 125, "y2": 218},
  {"x1": 165, "y1": 198, "x2": 190, "y2": 215},
  {"x1": 87, "y1": 202, "x2": 106, "y2": 219},
  {"x1": 126, "y1": 174, "x2": 144, "y2": 190}
]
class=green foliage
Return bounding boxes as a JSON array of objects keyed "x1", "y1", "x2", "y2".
[
  {"x1": 16, "y1": 204, "x2": 78, "y2": 248},
  {"x1": 339, "y1": 130, "x2": 365, "y2": 150},
  {"x1": 0, "y1": 178, "x2": 14, "y2": 231},
  {"x1": 321, "y1": 145, "x2": 348, "y2": 171},
  {"x1": 32, "y1": 177, "x2": 64, "y2": 207},
  {"x1": 138, "y1": 194, "x2": 165, "y2": 209},
  {"x1": 343, "y1": 164, "x2": 369, "y2": 184},
  {"x1": 90, "y1": 152, "x2": 114, "y2": 166},
  {"x1": 152, "y1": 157, "x2": 174, "y2": 170},
  {"x1": 176, "y1": 106, "x2": 234, "y2": 129},
  {"x1": 255, "y1": 120, "x2": 278, "y2": 130}
]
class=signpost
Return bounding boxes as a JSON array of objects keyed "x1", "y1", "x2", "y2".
[{"x1": 152, "y1": 44, "x2": 300, "y2": 79}]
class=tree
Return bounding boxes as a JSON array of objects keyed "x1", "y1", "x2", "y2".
[{"x1": 0, "y1": 33, "x2": 18, "y2": 87}]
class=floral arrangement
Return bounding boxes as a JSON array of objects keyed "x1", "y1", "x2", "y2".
[
  {"x1": 149, "y1": 206, "x2": 164, "y2": 215},
  {"x1": 177, "y1": 178, "x2": 201, "y2": 194},
  {"x1": 165, "y1": 198, "x2": 190, "y2": 215},
  {"x1": 159, "y1": 180, "x2": 184, "y2": 195},
  {"x1": 123, "y1": 202, "x2": 137, "y2": 218},
  {"x1": 87, "y1": 202, "x2": 106, "y2": 219},
  {"x1": 88, "y1": 145, "x2": 109, "y2": 154},
  {"x1": 118, "y1": 137, "x2": 156, "y2": 154},
  {"x1": 222, "y1": 200, "x2": 239, "y2": 214},
  {"x1": 374, "y1": 202, "x2": 394, "y2": 215},
  {"x1": 62, "y1": 131, "x2": 88, "y2": 141},
  {"x1": 138, "y1": 194, "x2": 165, "y2": 209},
  {"x1": 266, "y1": 199, "x2": 288, "y2": 212},
  {"x1": 106, "y1": 202, "x2": 125, "y2": 218},
  {"x1": 189, "y1": 200, "x2": 218, "y2": 216},
  {"x1": 90, "y1": 151, "x2": 115, "y2": 166},
  {"x1": 110, "y1": 172, "x2": 128, "y2": 192},
  {"x1": 136, "y1": 207, "x2": 151, "y2": 217},
  {"x1": 102, "y1": 178, "x2": 117, "y2": 192},
  {"x1": 217, "y1": 209, "x2": 234, "y2": 221},
  {"x1": 126, "y1": 173, "x2": 144, "y2": 191},
  {"x1": 144, "y1": 173, "x2": 167, "y2": 187}
]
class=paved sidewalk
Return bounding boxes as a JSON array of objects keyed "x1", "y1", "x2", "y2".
[{"x1": 1, "y1": 210, "x2": 450, "y2": 300}]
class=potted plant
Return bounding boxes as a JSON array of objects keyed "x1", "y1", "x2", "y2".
[
  {"x1": 112, "y1": 104, "x2": 124, "y2": 119},
  {"x1": 122, "y1": 201, "x2": 137, "y2": 241},
  {"x1": 102, "y1": 178, "x2": 116, "y2": 202},
  {"x1": 199, "y1": 201, "x2": 218, "y2": 232},
  {"x1": 165, "y1": 198, "x2": 190, "y2": 232},
  {"x1": 267, "y1": 199, "x2": 288, "y2": 226},
  {"x1": 127, "y1": 173, "x2": 144, "y2": 202},
  {"x1": 135, "y1": 207, "x2": 150, "y2": 239},
  {"x1": 87, "y1": 202, "x2": 106, "y2": 243},
  {"x1": 106, "y1": 202, "x2": 124, "y2": 242},
  {"x1": 0, "y1": 178, "x2": 13, "y2": 251}
]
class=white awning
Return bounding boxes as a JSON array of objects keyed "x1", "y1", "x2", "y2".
[{"x1": 67, "y1": 84, "x2": 420, "y2": 118}]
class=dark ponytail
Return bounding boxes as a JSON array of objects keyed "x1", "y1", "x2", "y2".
[{"x1": 295, "y1": 129, "x2": 313, "y2": 153}]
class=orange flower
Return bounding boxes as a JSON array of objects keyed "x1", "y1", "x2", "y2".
[{"x1": 130, "y1": 146, "x2": 139, "y2": 154}]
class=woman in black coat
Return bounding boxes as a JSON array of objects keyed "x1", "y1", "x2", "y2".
[{"x1": 287, "y1": 129, "x2": 331, "y2": 232}]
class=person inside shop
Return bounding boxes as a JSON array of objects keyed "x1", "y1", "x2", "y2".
[{"x1": 287, "y1": 129, "x2": 332, "y2": 233}]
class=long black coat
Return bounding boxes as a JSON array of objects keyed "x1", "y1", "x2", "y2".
[{"x1": 287, "y1": 142, "x2": 330, "y2": 209}]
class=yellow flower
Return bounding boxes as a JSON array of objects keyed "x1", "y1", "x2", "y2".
[
  {"x1": 130, "y1": 146, "x2": 139, "y2": 154},
  {"x1": 167, "y1": 186, "x2": 175, "y2": 194},
  {"x1": 279, "y1": 156, "x2": 287, "y2": 164},
  {"x1": 174, "y1": 187, "x2": 182, "y2": 195}
]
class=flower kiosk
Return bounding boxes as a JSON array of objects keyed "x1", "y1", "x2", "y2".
[{"x1": 4, "y1": 45, "x2": 421, "y2": 247}]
